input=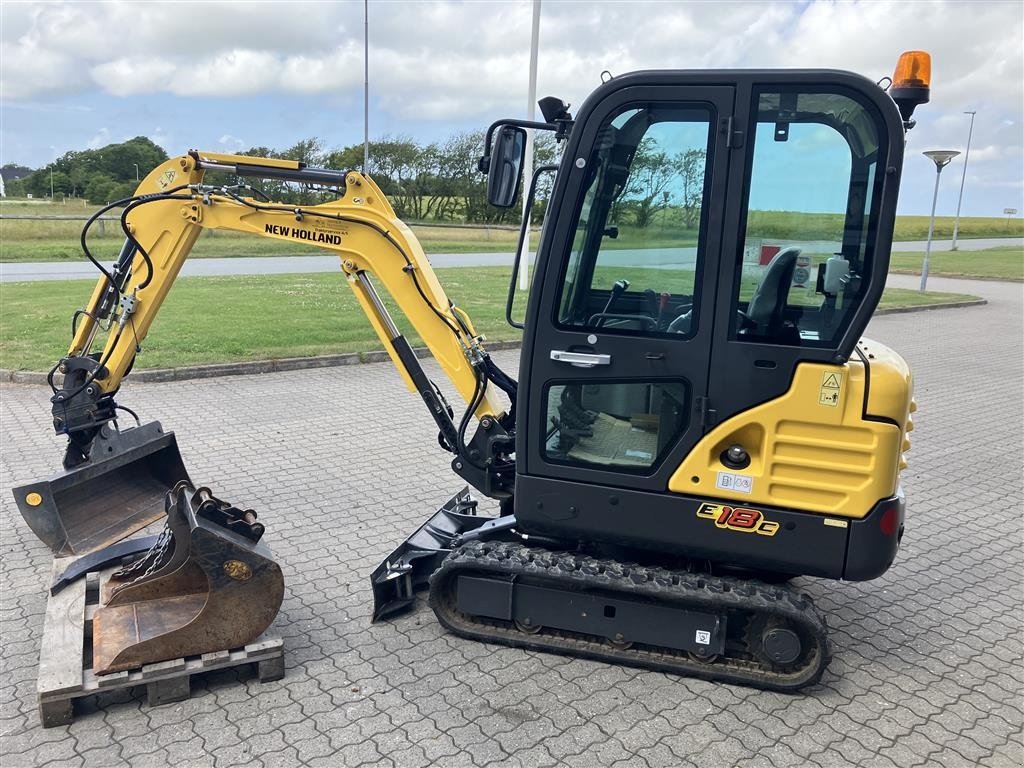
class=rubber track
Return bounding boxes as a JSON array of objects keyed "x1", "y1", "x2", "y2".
[{"x1": 429, "y1": 540, "x2": 831, "y2": 692}]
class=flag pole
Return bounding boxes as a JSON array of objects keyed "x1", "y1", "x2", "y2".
[
  {"x1": 363, "y1": 0, "x2": 370, "y2": 174},
  {"x1": 518, "y1": 0, "x2": 541, "y2": 290}
]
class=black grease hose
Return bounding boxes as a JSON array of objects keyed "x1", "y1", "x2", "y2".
[
  {"x1": 79, "y1": 185, "x2": 192, "y2": 286},
  {"x1": 118, "y1": 188, "x2": 194, "y2": 289},
  {"x1": 59, "y1": 187, "x2": 193, "y2": 401}
]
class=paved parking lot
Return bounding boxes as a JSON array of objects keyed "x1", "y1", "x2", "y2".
[{"x1": 1, "y1": 276, "x2": 1021, "y2": 767}]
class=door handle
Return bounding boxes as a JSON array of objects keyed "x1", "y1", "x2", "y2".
[{"x1": 550, "y1": 350, "x2": 612, "y2": 368}]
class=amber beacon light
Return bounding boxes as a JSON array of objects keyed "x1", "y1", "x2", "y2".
[{"x1": 890, "y1": 51, "x2": 931, "y2": 124}]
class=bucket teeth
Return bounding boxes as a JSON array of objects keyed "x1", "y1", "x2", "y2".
[{"x1": 92, "y1": 481, "x2": 284, "y2": 675}]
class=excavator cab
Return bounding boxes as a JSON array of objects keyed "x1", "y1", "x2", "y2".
[
  {"x1": 513, "y1": 71, "x2": 909, "y2": 578},
  {"x1": 374, "y1": 63, "x2": 925, "y2": 689}
]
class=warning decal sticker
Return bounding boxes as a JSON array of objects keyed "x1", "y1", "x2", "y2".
[
  {"x1": 819, "y1": 371, "x2": 844, "y2": 407},
  {"x1": 156, "y1": 170, "x2": 177, "y2": 189},
  {"x1": 716, "y1": 471, "x2": 753, "y2": 494}
]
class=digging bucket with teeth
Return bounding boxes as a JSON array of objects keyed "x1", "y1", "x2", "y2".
[{"x1": 91, "y1": 480, "x2": 284, "y2": 675}]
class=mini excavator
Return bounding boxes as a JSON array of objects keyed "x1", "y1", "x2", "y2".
[{"x1": 15, "y1": 53, "x2": 930, "y2": 690}]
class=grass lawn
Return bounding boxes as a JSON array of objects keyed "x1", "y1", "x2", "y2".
[
  {"x1": 3, "y1": 197, "x2": 1021, "y2": 264},
  {"x1": 875, "y1": 288, "x2": 980, "y2": 309},
  {"x1": 0, "y1": 268, "x2": 981, "y2": 372},
  {"x1": 888, "y1": 246, "x2": 1023, "y2": 281},
  {"x1": 0, "y1": 223, "x2": 530, "y2": 262}
]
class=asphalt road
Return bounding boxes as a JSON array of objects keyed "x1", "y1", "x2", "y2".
[
  {"x1": 0, "y1": 277, "x2": 1020, "y2": 766},
  {"x1": 1, "y1": 237, "x2": 1020, "y2": 282}
]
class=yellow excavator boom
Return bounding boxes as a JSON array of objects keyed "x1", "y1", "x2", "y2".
[{"x1": 69, "y1": 151, "x2": 505, "y2": 418}]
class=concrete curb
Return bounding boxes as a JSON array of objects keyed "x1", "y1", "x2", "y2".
[
  {"x1": 0, "y1": 300, "x2": 987, "y2": 387},
  {"x1": 888, "y1": 270, "x2": 1022, "y2": 283},
  {"x1": 874, "y1": 298, "x2": 988, "y2": 316},
  {"x1": 0, "y1": 339, "x2": 524, "y2": 386}
]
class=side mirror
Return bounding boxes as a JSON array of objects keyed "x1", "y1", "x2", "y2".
[{"x1": 486, "y1": 125, "x2": 527, "y2": 208}]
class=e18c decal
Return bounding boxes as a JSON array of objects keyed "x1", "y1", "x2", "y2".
[{"x1": 696, "y1": 502, "x2": 780, "y2": 537}]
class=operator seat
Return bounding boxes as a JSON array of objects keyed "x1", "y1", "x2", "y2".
[{"x1": 742, "y1": 246, "x2": 800, "y2": 340}]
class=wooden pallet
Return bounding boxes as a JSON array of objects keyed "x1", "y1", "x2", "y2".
[{"x1": 38, "y1": 558, "x2": 284, "y2": 728}]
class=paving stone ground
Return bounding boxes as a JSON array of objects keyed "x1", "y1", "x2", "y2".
[{"x1": 1, "y1": 275, "x2": 1021, "y2": 767}]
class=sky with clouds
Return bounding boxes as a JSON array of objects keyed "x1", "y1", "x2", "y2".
[{"x1": 1, "y1": 0, "x2": 1021, "y2": 216}]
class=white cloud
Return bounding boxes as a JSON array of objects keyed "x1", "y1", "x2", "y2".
[
  {"x1": 2, "y1": 0, "x2": 1021, "y2": 214},
  {"x1": 149, "y1": 126, "x2": 172, "y2": 153},
  {"x1": 90, "y1": 57, "x2": 177, "y2": 96},
  {"x1": 0, "y1": 30, "x2": 89, "y2": 99},
  {"x1": 4, "y1": 1, "x2": 1021, "y2": 121},
  {"x1": 86, "y1": 127, "x2": 110, "y2": 150},
  {"x1": 218, "y1": 134, "x2": 245, "y2": 151},
  {"x1": 967, "y1": 145, "x2": 1004, "y2": 162}
]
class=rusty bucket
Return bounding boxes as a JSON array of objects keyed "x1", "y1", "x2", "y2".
[{"x1": 92, "y1": 481, "x2": 284, "y2": 675}]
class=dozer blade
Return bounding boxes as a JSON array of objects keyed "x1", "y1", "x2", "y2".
[
  {"x1": 370, "y1": 487, "x2": 500, "y2": 620},
  {"x1": 91, "y1": 481, "x2": 284, "y2": 675},
  {"x1": 13, "y1": 421, "x2": 190, "y2": 557}
]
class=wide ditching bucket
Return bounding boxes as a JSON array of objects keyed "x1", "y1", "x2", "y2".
[
  {"x1": 92, "y1": 480, "x2": 284, "y2": 675},
  {"x1": 13, "y1": 421, "x2": 190, "y2": 557}
]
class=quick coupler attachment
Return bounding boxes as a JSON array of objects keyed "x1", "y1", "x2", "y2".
[
  {"x1": 91, "y1": 481, "x2": 284, "y2": 675},
  {"x1": 370, "y1": 487, "x2": 502, "y2": 621},
  {"x1": 13, "y1": 421, "x2": 190, "y2": 556}
]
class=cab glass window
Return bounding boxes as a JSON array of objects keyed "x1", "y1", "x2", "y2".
[
  {"x1": 730, "y1": 89, "x2": 886, "y2": 346},
  {"x1": 557, "y1": 104, "x2": 714, "y2": 338},
  {"x1": 543, "y1": 380, "x2": 689, "y2": 471}
]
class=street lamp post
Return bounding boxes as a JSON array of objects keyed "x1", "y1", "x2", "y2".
[
  {"x1": 518, "y1": 0, "x2": 541, "y2": 291},
  {"x1": 133, "y1": 163, "x2": 140, "y2": 182},
  {"x1": 951, "y1": 111, "x2": 976, "y2": 250},
  {"x1": 920, "y1": 150, "x2": 960, "y2": 291},
  {"x1": 49, "y1": 146, "x2": 57, "y2": 200}
]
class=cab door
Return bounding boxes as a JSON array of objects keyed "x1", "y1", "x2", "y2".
[
  {"x1": 518, "y1": 80, "x2": 735, "y2": 494},
  {"x1": 707, "y1": 79, "x2": 904, "y2": 424}
]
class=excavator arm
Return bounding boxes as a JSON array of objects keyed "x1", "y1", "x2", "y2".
[{"x1": 52, "y1": 151, "x2": 516, "y2": 499}]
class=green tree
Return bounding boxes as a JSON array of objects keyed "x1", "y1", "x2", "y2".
[
  {"x1": 324, "y1": 144, "x2": 363, "y2": 172},
  {"x1": 12, "y1": 136, "x2": 168, "y2": 201},
  {"x1": 281, "y1": 137, "x2": 324, "y2": 166},
  {"x1": 84, "y1": 174, "x2": 133, "y2": 204},
  {"x1": 94, "y1": 137, "x2": 167, "y2": 181},
  {"x1": 676, "y1": 148, "x2": 706, "y2": 229},
  {"x1": 49, "y1": 171, "x2": 72, "y2": 196},
  {"x1": 430, "y1": 132, "x2": 472, "y2": 221},
  {"x1": 1, "y1": 163, "x2": 33, "y2": 182},
  {"x1": 528, "y1": 132, "x2": 561, "y2": 223},
  {"x1": 366, "y1": 136, "x2": 434, "y2": 219},
  {"x1": 618, "y1": 138, "x2": 676, "y2": 229}
]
